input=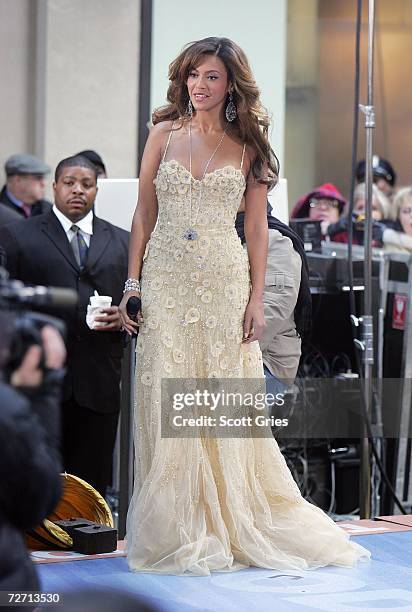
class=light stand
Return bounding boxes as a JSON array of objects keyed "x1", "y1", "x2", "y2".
[{"x1": 358, "y1": 0, "x2": 376, "y2": 519}]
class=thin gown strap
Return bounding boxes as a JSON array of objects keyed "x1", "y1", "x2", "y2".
[
  {"x1": 162, "y1": 122, "x2": 175, "y2": 162},
  {"x1": 240, "y1": 143, "x2": 246, "y2": 170}
]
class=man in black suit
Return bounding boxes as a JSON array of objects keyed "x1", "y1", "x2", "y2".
[
  {"x1": 0, "y1": 155, "x2": 129, "y2": 498},
  {"x1": 0, "y1": 153, "x2": 52, "y2": 222}
]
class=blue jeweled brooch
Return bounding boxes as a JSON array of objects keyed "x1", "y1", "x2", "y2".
[{"x1": 183, "y1": 228, "x2": 198, "y2": 241}]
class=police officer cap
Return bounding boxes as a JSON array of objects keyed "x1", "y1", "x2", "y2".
[
  {"x1": 5, "y1": 154, "x2": 51, "y2": 177},
  {"x1": 356, "y1": 156, "x2": 396, "y2": 187}
]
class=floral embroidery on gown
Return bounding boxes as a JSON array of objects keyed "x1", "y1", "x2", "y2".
[{"x1": 126, "y1": 151, "x2": 370, "y2": 575}]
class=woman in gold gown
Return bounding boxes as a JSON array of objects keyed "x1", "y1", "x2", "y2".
[{"x1": 119, "y1": 37, "x2": 370, "y2": 575}]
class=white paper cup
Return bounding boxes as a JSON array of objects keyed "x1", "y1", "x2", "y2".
[
  {"x1": 89, "y1": 295, "x2": 112, "y2": 308},
  {"x1": 86, "y1": 305, "x2": 110, "y2": 329}
]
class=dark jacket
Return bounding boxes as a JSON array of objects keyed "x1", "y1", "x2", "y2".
[
  {"x1": 0, "y1": 379, "x2": 62, "y2": 592},
  {"x1": 0, "y1": 210, "x2": 129, "y2": 413},
  {"x1": 0, "y1": 202, "x2": 21, "y2": 228},
  {"x1": 0, "y1": 185, "x2": 52, "y2": 220}
]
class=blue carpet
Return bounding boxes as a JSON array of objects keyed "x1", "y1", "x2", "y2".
[{"x1": 37, "y1": 532, "x2": 412, "y2": 612}]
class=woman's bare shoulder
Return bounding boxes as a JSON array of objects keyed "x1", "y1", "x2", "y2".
[
  {"x1": 152, "y1": 120, "x2": 173, "y2": 132},
  {"x1": 150, "y1": 119, "x2": 182, "y2": 137},
  {"x1": 147, "y1": 121, "x2": 168, "y2": 143}
]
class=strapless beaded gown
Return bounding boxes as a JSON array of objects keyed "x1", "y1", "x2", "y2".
[{"x1": 125, "y1": 158, "x2": 370, "y2": 575}]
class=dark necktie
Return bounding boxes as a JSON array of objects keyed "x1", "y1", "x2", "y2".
[{"x1": 70, "y1": 225, "x2": 88, "y2": 268}]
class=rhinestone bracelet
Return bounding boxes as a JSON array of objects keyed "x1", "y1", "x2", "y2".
[{"x1": 123, "y1": 278, "x2": 141, "y2": 294}]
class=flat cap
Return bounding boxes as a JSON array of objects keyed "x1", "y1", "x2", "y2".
[{"x1": 5, "y1": 153, "x2": 51, "y2": 177}]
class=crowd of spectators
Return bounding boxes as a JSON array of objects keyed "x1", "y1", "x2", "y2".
[{"x1": 290, "y1": 155, "x2": 412, "y2": 254}]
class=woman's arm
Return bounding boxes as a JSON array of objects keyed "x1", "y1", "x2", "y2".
[
  {"x1": 119, "y1": 121, "x2": 171, "y2": 333},
  {"x1": 242, "y1": 160, "x2": 269, "y2": 343}
]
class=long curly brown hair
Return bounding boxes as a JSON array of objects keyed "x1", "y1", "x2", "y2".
[{"x1": 152, "y1": 37, "x2": 279, "y2": 189}]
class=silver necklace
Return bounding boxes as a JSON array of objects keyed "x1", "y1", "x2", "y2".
[{"x1": 183, "y1": 120, "x2": 227, "y2": 241}]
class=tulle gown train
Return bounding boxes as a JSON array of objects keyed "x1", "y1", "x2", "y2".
[{"x1": 126, "y1": 156, "x2": 370, "y2": 575}]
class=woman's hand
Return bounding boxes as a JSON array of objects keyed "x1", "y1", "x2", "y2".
[
  {"x1": 242, "y1": 295, "x2": 266, "y2": 343},
  {"x1": 119, "y1": 290, "x2": 142, "y2": 335}
]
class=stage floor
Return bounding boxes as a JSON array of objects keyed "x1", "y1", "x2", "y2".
[{"x1": 36, "y1": 520, "x2": 412, "y2": 612}]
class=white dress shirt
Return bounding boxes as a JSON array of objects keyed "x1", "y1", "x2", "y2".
[{"x1": 52, "y1": 204, "x2": 93, "y2": 247}]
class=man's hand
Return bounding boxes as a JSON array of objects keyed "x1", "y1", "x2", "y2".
[
  {"x1": 10, "y1": 325, "x2": 66, "y2": 388},
  {"x1": 93, "y1": 306, "x2": 123, "y2": 331}
]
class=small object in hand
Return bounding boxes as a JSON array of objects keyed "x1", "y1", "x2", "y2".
[
  {"x1": 126, "y1": 296, "x2": 142, "y2": 337},
  {"x1": 86, "y1": 294, "x2": 112, "y2": 329},
  {"x1": 90, "y1": 295, "x2": 112, "y2": 309}
]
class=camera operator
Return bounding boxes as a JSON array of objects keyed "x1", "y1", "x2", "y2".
[{"x1": 0, "y1": 325, "x2": 66, "y2": 596}]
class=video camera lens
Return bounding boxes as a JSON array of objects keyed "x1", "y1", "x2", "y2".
[{"x1": 0, "y1": 266, "x2": 76, "y2": 381}]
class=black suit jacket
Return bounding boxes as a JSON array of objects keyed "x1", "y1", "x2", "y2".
[
  {"x1": 0, "y1": 210, "x2": 129, "y2": 413},
  {"x1": 0, "y1": 185, "x2": 52, "y2": 220}
]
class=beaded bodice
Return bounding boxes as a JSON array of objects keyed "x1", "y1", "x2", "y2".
[
  {"x1": 146, "y1": 159, "x2": 248, "y2": 276},
  {"x1": 153, "y1": 159, "x2": 246, "y2": 234}
]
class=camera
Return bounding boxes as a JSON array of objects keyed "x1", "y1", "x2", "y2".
[{"x1": 0, "y1": 266, "x2": 78, "y2": 382}]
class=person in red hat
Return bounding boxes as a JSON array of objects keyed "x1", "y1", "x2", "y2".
[{"x1": 290, "y1": 183, "x2": 347, "y2": 236}]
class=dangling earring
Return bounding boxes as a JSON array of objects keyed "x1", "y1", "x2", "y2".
[
  {"x1": 187, "y1": 99, "x2": 193, "y2": 119},
  {"x1": 225, "y1": 91, "x2": 237, "y2": 122}
]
